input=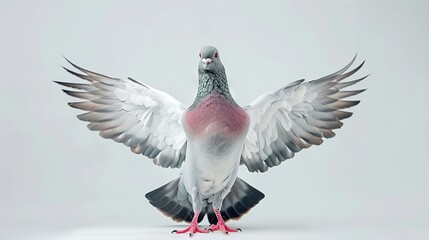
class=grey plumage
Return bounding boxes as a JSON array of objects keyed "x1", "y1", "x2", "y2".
[
  {"x1": 56, "y1": 47, "x2": 367, "y2": 235},
  {"x1": 57, "y1": 59, "x2": 188, "y2": 169},
  {"x1": 241, "y1": 56, "x2": 367, "y2": 172},
  {"x1": 145, "y1": 177, "x2": 264, "y2": 224}
]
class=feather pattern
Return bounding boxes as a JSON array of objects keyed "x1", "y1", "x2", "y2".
[
  {"x1": 241, "y1": 56, "x2": 368, "y2": 172},
  {"x1": 56, "y1": 59, "x2": 187, "y2": 168}
]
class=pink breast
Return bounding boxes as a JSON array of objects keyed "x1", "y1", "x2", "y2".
[{"x1": 184, "y1": 95, "x2": 249, "y2": 138}]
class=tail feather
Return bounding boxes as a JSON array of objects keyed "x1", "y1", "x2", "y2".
[
  {"x1": 145, "y1": 177, "x2": 264, "y2": 224},
  {"x1": 207, "y1": 177, "x2": 265, "y2": 224},
  {"x1": 145, "y1": 178, "x2": 192, "y2": 222},
  {"x1": 145, "y1": 178, "x2": 206, "y2": 223}
]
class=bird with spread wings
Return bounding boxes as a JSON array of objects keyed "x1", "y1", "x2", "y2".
[{"x1": 56, "y1": 46, "x2": 367, "y2": 236}]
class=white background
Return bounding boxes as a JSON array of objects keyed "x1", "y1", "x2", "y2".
[{"x1": 1, "y1": 1, "x2": 428, "y2": 239}]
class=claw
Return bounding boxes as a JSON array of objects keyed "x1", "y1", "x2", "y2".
[
  {"x1": 170, "y1": 212, "x2": 209, "y2": 236},
  {"x1": 208, "y1": 208, "x2": 242, "y2": 234}
]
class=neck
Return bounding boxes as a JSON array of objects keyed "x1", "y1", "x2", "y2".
[{"x1": 191, "y1": 70, "x2": 235, "y2": 107}]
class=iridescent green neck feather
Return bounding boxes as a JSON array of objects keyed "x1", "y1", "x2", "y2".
[{"x1": 191, "y1": 70, "x2": 236, "y2": 108}]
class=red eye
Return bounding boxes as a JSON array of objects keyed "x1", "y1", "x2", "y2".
[
  {"x1": 199, "y1": 53, "x2": 202, "y2": 58},
  {"x1": 214, "y1": 52, "x2": 218, "y2": 58}
]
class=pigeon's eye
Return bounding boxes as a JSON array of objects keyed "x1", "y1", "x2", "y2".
[
  {"x1": 214, "y1": 52, "x2": 218, "y2": 58},
  {"x1": 199, "y1": 53, "x2": 202, "y2": 58}
]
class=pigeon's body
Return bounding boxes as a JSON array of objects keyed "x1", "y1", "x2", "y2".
[
  {"x1": 56, "y1": 46, "x2": 367, "y2": 236},
  {"x1": 182, "y1": 92, "x2": 250, "y2": 210}
]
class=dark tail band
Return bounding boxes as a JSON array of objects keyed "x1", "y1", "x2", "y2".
[{"x1": 145, "y1": 177, "x2": 265, "y2": 224}]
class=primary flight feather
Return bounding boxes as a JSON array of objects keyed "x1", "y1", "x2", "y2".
[{"x1": 56, "y1": 46, "x2": 367, "y2": 236}]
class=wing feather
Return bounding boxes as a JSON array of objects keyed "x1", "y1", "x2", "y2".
[
  {"x1": 57, "y1": 59, "x2": 187, "y2": 168},
  {"x1": 241, "y1": 57, "x2": 367, "y2": 172}
]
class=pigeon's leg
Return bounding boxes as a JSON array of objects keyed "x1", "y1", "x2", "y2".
[
  {"x1": 208, "y1": 208, "x2": 241, "y2": 234},
  {"x1": 172, "y1": 191, "x2": 208, "y2": 236},
  {"x1": 171, "y1": 212, "x2": 209, "y2": 237}
]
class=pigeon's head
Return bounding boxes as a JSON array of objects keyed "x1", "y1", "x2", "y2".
[{"x1": 198, "y1": 46, "x2": 224, "y2": 74}]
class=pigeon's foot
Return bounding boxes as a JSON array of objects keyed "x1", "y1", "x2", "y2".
[
  {"x1": 207, "y1": 208, "x2": 242, "y2": 235},
  {"x1": 171, "y1": 212, "x2": 209, "y2": 237},
  {"x1": 207, "y1": 222, "x2": 241, "y2": 235},
  {"x1": 172, "y1": 223, "x2": 209, "y2": 237}
]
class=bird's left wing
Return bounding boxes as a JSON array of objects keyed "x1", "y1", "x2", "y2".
[
  {"x1": 241, "y1": 56, "x2": 368, "y2": 172},
  {"x1": 56, "y1": 60, "x2": 187, "y2": 168}
]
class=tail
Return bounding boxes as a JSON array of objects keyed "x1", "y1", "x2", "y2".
[
  {"x1": 145, "y1": 177, "x2": 264, "y2": 224},
  {"x1": 145, "y1": 178, "x2": 205, "y2": 223},
  {"x1": 207, "y1": 177, "x2": 265, "y2": 224}
]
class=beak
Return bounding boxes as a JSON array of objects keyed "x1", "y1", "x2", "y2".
[{"x1": 201, "y1": 58, "x2": 213, "y2": 69}]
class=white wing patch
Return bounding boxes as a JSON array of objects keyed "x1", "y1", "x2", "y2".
[
  {"x1": 56, "y1": 60, "x2": 187, "y2": 168},
  {"x1": 241, "y1": 56, "x2": 368, "y2": 172}
]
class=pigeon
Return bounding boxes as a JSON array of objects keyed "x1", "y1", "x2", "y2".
[{"x1": 56, "y1": 46, "x2": 367, "y2": 236}]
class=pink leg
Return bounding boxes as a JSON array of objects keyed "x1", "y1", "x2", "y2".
[
  {"x1": 208, "y1": 209, "x2": 242, "y2": 235},
  {"x1": 172, "y1": 212, "x2": 209, "y2": 237}
]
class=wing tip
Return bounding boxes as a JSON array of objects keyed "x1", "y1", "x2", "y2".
[
  {"x1": 53, "y1": 80, "x2": 67, "y2": 86},
  {"x1": 128, "y1": 77, "x2": 146, "y2": 87},
  {"x1": 62, "y1": 57, "x2": 117, "y2": 81},
  {"x1": 62, "y1": 66, "x2": 90, "y2": 80}
]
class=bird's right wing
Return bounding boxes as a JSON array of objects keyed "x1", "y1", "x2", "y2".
[
  {"x1": 241, "y1": 56, "x2": 367, "y2": 172},
  {"x1": 56, "y1": 60, "x2": 187, "y2": 168}
]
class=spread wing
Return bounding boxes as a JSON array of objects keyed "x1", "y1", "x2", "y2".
[
  {"x1": 241, "y1": 56, "x2": 368, "y2": 172},
  {"x1": 56, "y1": 59, "x2": 187, "y2": 168}
]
